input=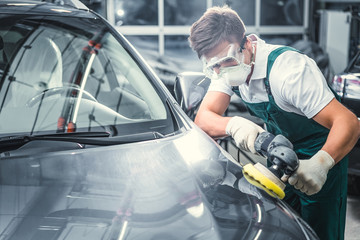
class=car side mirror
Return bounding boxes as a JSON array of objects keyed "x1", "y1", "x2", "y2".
[{"x1": 174, "y1": 72, "x2": 210, "y2": 120}]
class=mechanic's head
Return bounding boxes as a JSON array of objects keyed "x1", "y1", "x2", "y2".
[{"x1": 188, "y1": 6, "x2": 246, "y2": 59}]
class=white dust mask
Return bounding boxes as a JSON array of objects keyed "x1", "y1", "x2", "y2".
[
  {"x1": 220, "y1": 44, "x2": 255, "y2": 86},
  {"x1": 220, "y1": 61, "x2": 252, "y2": 86},
  {"x1": 203, "y1": 43, "x2": 255, "y2": 86}
]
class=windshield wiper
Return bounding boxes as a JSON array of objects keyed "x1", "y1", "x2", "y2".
[{"x1": 0, "y1": 131, "x2": 164, "y2": 151}]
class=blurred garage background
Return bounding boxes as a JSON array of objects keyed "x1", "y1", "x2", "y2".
[
  {"x1": 80, "y1": 0, "x2": 360, "y2": 86},
  {"x1": 78, "y1": 0, "x2": 360, "y2": 239}
]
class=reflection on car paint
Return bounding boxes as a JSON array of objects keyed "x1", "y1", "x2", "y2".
[{"x1": 0, "y1": 1, "x2": 319, "y2": 239}]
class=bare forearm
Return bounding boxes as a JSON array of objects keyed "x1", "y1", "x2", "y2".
[
  {"x1": 194, "y1": 110, "x2": 231, "y2": 138},
  {"x1": 311, "y1": 99, "x2": 360, "y2": 163},
  {"x1": 321, "y1": 115, "x2": 360, "y2": 163},
  {"x1": 194, "y1": 91, "x2": 232, "y2": 138}
]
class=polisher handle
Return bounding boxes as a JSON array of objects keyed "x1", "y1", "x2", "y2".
[
  {"x1": 254, "y1": 131, "x2": 276, "y2": 157},
  {"x1": 254, "y1": 132, "x2": 299, "y2": 177}
]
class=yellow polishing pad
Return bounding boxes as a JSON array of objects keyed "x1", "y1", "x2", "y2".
[{"x1": 242, "y1": 163, "x2": 285, "y2": 199}]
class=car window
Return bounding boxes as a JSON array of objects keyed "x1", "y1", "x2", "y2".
[{"x1": 0, "y1": 16, "x2": 172, "y2": 136}]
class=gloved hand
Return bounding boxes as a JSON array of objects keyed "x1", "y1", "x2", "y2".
[
  {"x1": 225, "y1": 116, "x2": 265, "y2": 154},
  {"x1": 285, "y1": 150, "x2": 335, "y2": 195}
]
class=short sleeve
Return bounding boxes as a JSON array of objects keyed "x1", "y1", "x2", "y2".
[
  {"x1": 269, "y1": 51, "x2": 334, "y2": 119},
  {"x1": 207, "y1": 75, "x2": 234, "y2": 96}
]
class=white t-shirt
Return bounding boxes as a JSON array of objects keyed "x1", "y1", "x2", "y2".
[{"x1": 208, "y1": 34, "x2": 334, "y2": 119}]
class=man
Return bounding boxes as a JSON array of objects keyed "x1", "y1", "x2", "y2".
[{"x1": 188, "y1": 5, "x2": 360, "y2": 240}]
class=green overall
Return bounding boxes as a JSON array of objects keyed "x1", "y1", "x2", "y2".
[{"x1": 233, "y1": 47, "x2": 348, "y2": 240}]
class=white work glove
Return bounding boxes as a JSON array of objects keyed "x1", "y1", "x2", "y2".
[
  {"x1": 285, "y1": 150, "x2": 335, "y2": 195},
  {"x1": 225, "y1": 116, "x2": 265, "y2": 154}
]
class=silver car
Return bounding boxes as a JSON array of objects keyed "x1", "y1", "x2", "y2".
[{"x1": 0, "y1": 0, "x2": 318, "y2": 239}]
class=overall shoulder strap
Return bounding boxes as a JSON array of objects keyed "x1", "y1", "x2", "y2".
[
  {"x1": 232, "y1": 46, "x2": 300, "y2": 97},
  {"x1": 266, "y1": 46, "x2": 300, "y2": 79},
  {"x1": 264, "y1": 46, "x2": 300, "y2": 96}
]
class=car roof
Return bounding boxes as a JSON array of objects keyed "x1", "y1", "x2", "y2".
[{"x1": 0, "y1": 0, "x2": 90, "y2": 17}]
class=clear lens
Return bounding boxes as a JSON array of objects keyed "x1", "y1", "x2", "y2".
[{"x1": 202, "y1": 44, "x2": 242, "y2": 78}]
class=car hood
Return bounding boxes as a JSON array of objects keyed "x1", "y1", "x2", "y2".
[
  {"x1": 0, "y1": 0, "x2": 90, "y2": 16},
  {"x1": 0, "y1": 127, "x2": 317, "y2": 239}
]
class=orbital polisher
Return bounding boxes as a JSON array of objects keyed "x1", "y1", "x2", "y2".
[{"x1": 242, "y1": 132, "x2": 299, "y2": 199}]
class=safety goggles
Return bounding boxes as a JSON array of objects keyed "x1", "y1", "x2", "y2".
[{"x1": 202, "y1": 44, "x2": 243, "y2": 78}]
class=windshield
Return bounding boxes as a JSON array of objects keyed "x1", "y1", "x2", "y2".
[{"x1": 0, "y1": 15, "x2": 173, "y2": 137}]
